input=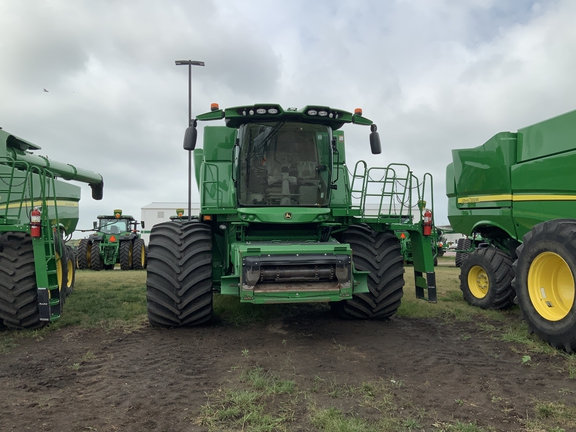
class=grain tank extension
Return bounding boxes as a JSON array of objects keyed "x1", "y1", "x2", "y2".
[
  {"x1": 0, "y1": 129, "x2": 103, "y2": 329},
  {"x1": 146, "y1": 103, "x2": 438, "y2": 327},
  {"x1": 446, "y1": 109, "x2": 576, "y2": 351}
]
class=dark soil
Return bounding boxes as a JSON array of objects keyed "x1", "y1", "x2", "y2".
[{"x1": 1, "y1": 305, "x2": 575, "y2": 432}]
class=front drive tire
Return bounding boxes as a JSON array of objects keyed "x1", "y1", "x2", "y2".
[
  {"x1": 513, "y1": 220, "x2": 576, "y2": 352},
  {"x1": 0, "y1": 232, "x2": 43, "y2": 329},
  {"x1": 460, "y1": 247, "x2": 515, "y2": 310},
  {"x1": 331, "y1": 225, "x2": 404, "y2": 320},
  {"x1": 146, "y1": 221, "x2": 213, "y2": 327}
]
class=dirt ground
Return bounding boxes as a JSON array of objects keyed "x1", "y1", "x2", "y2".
[
  {"x1": 2, "y1": 304, "x2": 576, "y2": 432},
  {"x1": 2, "y1": 256, "x2": 576, "y2": 431}
]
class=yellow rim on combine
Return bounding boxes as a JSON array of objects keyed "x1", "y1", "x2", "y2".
[
  {"x1": 55, "y1": 251, "x2": 63, "y2": 290},
  {"x1": 140, "y1": 243, "x2": 146, "y2": 267},
  {"x1": 528, "y1": 252, "x2": 575, "y2": 321},
  {"x1": 66, "y1": 256, "x2": 74, "y2": 288},
  {"x1": 468, "y1": 265, "x2": 489, "y2": 299}
]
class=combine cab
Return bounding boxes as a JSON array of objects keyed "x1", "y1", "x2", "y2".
[
  {"x1": 146, "y1": 103, "x2": 437, "y2": 327},
  {"x1": 76, "y1": 209, "x2": 147, "y2": 271},
  {"x1": 0, "y1": 129, "x2": 103, "y2": 329}
]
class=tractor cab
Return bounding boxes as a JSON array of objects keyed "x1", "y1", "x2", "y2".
[{"x1": 93, "y1": 209, "x2": 139, "y2": 235}]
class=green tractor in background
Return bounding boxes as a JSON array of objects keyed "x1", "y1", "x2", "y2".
[
  {"x1": 446, "y1": 108, "x2": 576, "y2": 352},
  {"x1": 76, "y1": 209, "x2": 147, "y2": 271},
  {"x1": 0, "y1": 129, "x2": 104, "y2": 329},
  {"x1": 146, "y1": 103, "x2": 438, "y2": 327}
]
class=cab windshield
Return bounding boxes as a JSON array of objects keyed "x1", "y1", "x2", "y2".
[
  {"x1": 237, "y1": 121, "x2": 332, "y2": 207},
  {"x1": 99, "y1": 219, "x2": 129, "y2": 234}
]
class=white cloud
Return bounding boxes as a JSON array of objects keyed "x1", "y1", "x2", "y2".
[{"x1": 1, "y1": 0, "x2": 575, "y2": 232}]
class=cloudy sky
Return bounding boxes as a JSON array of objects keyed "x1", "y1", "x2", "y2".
[{"x1": 1, "y1": 0, "x2": 576, "y2": 234}]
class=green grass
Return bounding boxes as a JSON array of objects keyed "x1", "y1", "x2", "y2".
[
  {"x1": 196, "y1": 358, "x2": 494, "y2": 432},
  {"x1": 57, "y1": 269, "x2": 149, "y2": 330}
]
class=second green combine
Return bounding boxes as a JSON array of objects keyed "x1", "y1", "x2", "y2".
[{"x1": 0, "y1": 129, "x2": 103, "y2": 329}]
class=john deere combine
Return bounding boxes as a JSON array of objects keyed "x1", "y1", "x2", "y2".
[
  {"x1": 0, "y1": 129, "x2": 103, "y2": 329},
  {"x1": 146, "y1": 103, "x2": 437, "y2": 327},
  {"x1": 76, "y1": 209, "x2": 146, "y2": 271},
  {"x1": 446, "y1": 108, "x2": 576, "y2": 352}
]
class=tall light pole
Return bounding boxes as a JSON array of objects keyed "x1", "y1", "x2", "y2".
[{"x1": 175, "y1": 60, "x2": 205, "y2": 221}]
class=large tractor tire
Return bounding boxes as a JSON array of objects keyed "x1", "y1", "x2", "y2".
[
  {"x1": 90, "y1": 241, "x2": 104, "y2": 271},
  {"x1": 512, "y1": 220, "x2": 576, "y2": 352},
  {"x1": 132, "y1": 238, "x2": 147, "y2": 270},
  {"x1": 65, "y1": 245, "x2": 76, "y2": 295},
  {"x1": 331, "y1": 225, "x2": 404, "y2": 320},
  {"x1": 146, "y1": 221, "x2": 213, "y2": 327},
  {"x1": 119, "y1": 240, "x2": 133, "y2": 270},
  {"x1": 0, "y1": 232, "x2": 43, "y2": 330},
  {"x1": 460, "y1": 247, "x2": 515, "y2": 310},
  {"x1": 455, "y1": 238, "x2": 472, "y2": 267},
  {"x1": 76, "y1": 238, "x2": 91, "y2": 269}
]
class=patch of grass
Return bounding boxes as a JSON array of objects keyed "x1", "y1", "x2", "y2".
[
  {"x1": 522, "y1": 400, "x2": 576, "y2": 431},
  {"x1": 57, "y1": 270, "x2": 148, "y2": 331},
  {"x1": 308, "y1": 405, "x2": 396, "y2": 432},
  {"x1": 241, "y1": 366, "x2": 296, "y2": 395},
  {"x1": 197, "y1": 365, "x2": 296, "y2": 431}
]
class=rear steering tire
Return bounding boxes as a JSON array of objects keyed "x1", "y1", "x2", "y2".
[
  {"x1": 460, "y1": 247, "x2": 515, "y2": 310},
  {"x1": 331, "y1": 225, "x2": 404, "y2": 320},
  {"x1": 513, "y1": 220, "x2": 576, "y2": 352},
  {"x1": 146, "y1": 221, "x2": 213, "y2": 327}
]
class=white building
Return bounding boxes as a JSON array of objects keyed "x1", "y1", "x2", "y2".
[{"x1": 140, "y1": 202, "x2": 199, "y2": 244}]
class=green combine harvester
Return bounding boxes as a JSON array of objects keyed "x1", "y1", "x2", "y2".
[
  {"x1": 146, "y1": 103, "x2": 438, "y2": 327},
  {"x1": 76, "y1": 209, "x2": 147, "y2": 271},
  {"x1": 0, "y1": 129, "x2": 103, "y2": 329},
  {"x1": 446, "y1": 108, "x2": 576, "y2": 352}
]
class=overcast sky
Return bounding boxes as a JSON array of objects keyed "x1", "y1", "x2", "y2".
[{"x1": 1, "y1": 0, "x2": 576, "y2": 234}]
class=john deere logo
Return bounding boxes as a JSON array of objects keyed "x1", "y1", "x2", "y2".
[{"x1": 284, "y1": 212, "x2": 292, "y2": 220}]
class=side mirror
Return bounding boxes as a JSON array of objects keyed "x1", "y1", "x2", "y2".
[
  {"x1": 183, "y1": 121, "x2": 198, "y2": 151},
  {"x1": 369, "y1": 124, "x2": 382, "y2": 155},
  {"x1": 141, "y1": 221, "x2": 145, "y2": 229},
  {"x1": 93, "y1": 221, "x2": 98, "y2": 229}
]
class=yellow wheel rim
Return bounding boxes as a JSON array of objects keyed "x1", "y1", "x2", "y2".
[
  {"x1": 468, "y1": 265, "x2": 489, "y2": 299},
  {"x1": 55, "y1": 251, "x2": 63, "y2": 290},
  {"x1": 140, "y1": 244, "x2": 146, "y2": 267},
  {"x1": 66, "y1": 257, "x2": 74, "y2": 288},
  {"x1": 528, "y1": 252, "x2": 575, "y2": 321},
  {"x1": 128, "y1": 244, "x2": 133, "y2": 267}
]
